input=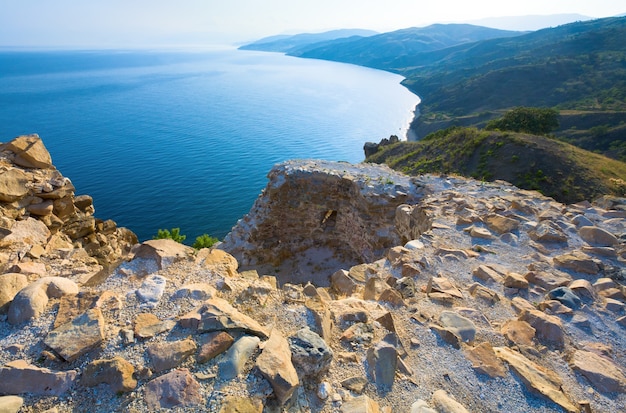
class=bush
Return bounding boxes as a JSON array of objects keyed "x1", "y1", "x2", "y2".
[
  {"x1": 486, "y1": 107, "x2": 559, "y2": 135},
  {"x1": 153, "y1": 228, "x2": 186, "y2": 243},
  {"x1": 192, "y1": 234, "x2": 219, "y2": 250}
]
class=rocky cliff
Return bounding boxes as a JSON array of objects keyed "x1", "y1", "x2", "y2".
[{"x1": 1, "y1": 136, "x2": 626, "y2": 413}]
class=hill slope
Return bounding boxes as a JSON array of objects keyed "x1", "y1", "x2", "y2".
[
  {"x1": 366, "y1": 127, "x2": 626, "y2": 204},
  {"x1": 288, "y1": 24, "x2": 523, "y2": 69}
]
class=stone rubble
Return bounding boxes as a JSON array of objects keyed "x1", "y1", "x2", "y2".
[{"x1": 0, "y1": 139, "x2": 625, "y2": 412}]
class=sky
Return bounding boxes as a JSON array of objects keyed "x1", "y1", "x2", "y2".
[{"x1": 0, "y1": 0, "x2": 624, "y2": 48}]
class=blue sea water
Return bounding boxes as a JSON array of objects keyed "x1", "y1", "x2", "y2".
[{"x1": 0, "y1": 48, "x2": 420, "y2": 242}]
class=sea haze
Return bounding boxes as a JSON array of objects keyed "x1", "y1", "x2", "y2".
[{"x1": 0, "y1": 48, "x2": 420, "y2": 242}]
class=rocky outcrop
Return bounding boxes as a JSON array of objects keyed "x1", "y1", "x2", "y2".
[
  {"x1": 0, "y1": 135, "x2": 136, "y2": 285},
  {"x1": 221, "y1": 160, "x2": 430, "y2": 285}
]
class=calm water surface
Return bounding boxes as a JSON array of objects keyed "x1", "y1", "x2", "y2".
[{"x1": 0, "y1": 48, "x2": 420, "y2": 242}]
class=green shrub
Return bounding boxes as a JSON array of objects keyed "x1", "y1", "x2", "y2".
[
  {"x1": 153, "y1": 228, "x2": 186, "y2": 243},
  {"x1": 192, "y1": 234, "x2": 219, "y2": 250}
]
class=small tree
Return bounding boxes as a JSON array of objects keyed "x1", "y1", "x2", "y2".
[
  {"x1": 153, "y1": 228, "x2": 186, "y2": 243},
  {"x1": 192, "y1": 234, "x2": 219, "y2": 250},
  {"x1": 486, "y1": 107, "x2": 559, "y2": 135}
]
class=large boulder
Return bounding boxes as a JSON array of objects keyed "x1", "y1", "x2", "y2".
[
  {"x1": 0, "y1": 169, "x2": 29, "y2": 202},
  {"x1": 255, "y1": 330, "x2": 299, "y2": 405},
  {"x1": 4, "y1": 134, "x2": 53, "y2": 169}
]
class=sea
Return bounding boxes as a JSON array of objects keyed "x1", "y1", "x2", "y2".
[{"x1": 0, "y1": 48, "x2": 420, "y2": 243}]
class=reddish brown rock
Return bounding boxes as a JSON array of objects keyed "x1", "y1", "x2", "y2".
[
  {"x1": 197, "y1": 331, "x2": 234, "y2": 363},
  {"x1": 147, "y1": 338, "x2": 197, "y2": 372},
  {"x1": 133, "y1": 313, "x2": 176, "y2": 339},
  {"x1": 0, "y1": 360, "x2": 76, "y2": 396},
  {"x1": 144, "y1": 368, "x2": 202, "y2": 410}
]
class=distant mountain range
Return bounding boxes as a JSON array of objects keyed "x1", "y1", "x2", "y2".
[
  {"x1": 238, "y1": 29, "x2": 377, "y2": 54},
  {"x1": 464, "y1": 13, "x2": 594, "y2": 31}
]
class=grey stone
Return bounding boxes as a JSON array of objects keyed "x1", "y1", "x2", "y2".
[
  {"x1": 288, "y1": 327, "x2": 333, "y2": 379},
  {"x1": 438, "y1": 311, "x2": 476, "y2": 343},
  {"x1": 547, "y1": 287, "x2": 581, "y2": 309},
  {"x1": 135, "y1": 275, "x2": 166, "y2": 309},
  {"x1": 366, "y1": 339, "x2": 397, "y2": 389},
  {"x1": 219, "y1": 335, "x2": 260, "y2": 380},
  {"x1": 44, "y1": 308, "x2": 105, "y2": 361}
]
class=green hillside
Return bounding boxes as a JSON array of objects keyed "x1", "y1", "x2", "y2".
[
  {"x1": 366, "y1": 127, "x2": 626, "y2": 204},
  {"x1": 288, "y1": 24, "x2": 523, "y2": 69}
]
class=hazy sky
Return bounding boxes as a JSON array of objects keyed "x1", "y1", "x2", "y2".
[{"x1": 1, "y1": 0, "x2": 624, "y2": 48}]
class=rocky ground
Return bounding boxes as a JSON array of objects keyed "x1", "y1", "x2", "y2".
[{"x1": 1, "y1": 136, "x2": 625, "y2": 413}]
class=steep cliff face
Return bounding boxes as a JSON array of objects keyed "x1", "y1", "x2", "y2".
[
  {"x1": 221, "y1": 160, "x2": 432, "y2": 285},
  {"x1": 0, "y1": 135, "x2": 137, "y2": 282}
]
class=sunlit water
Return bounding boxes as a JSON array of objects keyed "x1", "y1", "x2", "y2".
[{"x1": 0, "y1": 48, "x2": 420, "y2": 242}]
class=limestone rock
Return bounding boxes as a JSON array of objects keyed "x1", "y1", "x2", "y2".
[
  {"x1": 342, "y1": 376, "x2": 369, "y2": 394},
  {"x1": 0, "y1": 359, "x2": 76, "y2": 396},
  {"x1": 341, "y1": 395, "x2": 381, "y2": 413},
  {"x1": 378, "y1": 288, "x2": 405, "y2": 307},
  {"x1": 221, "y1": 160, "x2": 427, "y2": 279},
  {"x1": 197, "y1": 331, "x2": 234, "y2": 363},
  {"x1": 501, "y1": 320, "x2": 535, "y2": 346},
  {"x1": 472, "y1": 265, "x2": 504, "y2": 284},
  {"x1": 0, "y1": 395, "x2": 23, "y2": 413},
  {"x1": 135, "y1": 275, "x2": 166, "y2": 309},
  {"x1": 468, "y1": 225, "x2": 494, "y2": 239},
  {"x1": 82, "y1": 356, "x2": 137, "y2": 393},
  {"x1": 570, "y1": 350, "x2": 626, "y2": 393},
  {"x1": 44, "y1": 308, "x2": 105, "y2": 362},
  {"x1": 553, "y1": 251, "x2": 601, "y2": 275},
  {"x1": 465, "y1": 342, "x2": 507, "y2": 378},
  {"x1": 173, "y1": 282, "x2": 217, "y2": 301},
  {"x1": 568, "y1": 279, "x2": 596, "y2": 301},
  {"x1": 147, "y1": 338, "x2": 197, "y2": 372},
  {"x1": 219, "y1": 335, "x2": 260, "y2": 380},
  {"x1": 194, "y1": 297, "x2": 270, "y2": 338},
  {"x1": 0, "y1": 273, "x2": 28, "y2": 313},
  {"x1": 530, "y1": 221, "x2": 568, "y2": 243},
  {"x1": 133, "y1": 239, "x2": 193, "y2": 270},
  {"x1": 288, "y1": 327, "x2": 333, "y2": 380},
  {"x1": 410, "y1": 399, "x2": 437, "y2": 413},
  {"x1": 133, "y1": 313, "x2": 176, "y2": 339},
  {"x1": 366, "y1": 339, "x2": 397, "y2": 389},
  {"x1": 503, "y1": 272, "x2": 529, "y2": 289},
  {"x1": 144, "y1": 368, "x2": 202, "y2": 410},
  {"x1": 54, "y1": 292, "x2": 99, "y2": 328},
  {"x1": 363, "y1": 276, "x2": 387, "y2": 301},
  {"x1": 483, "y1": 213, "x2": 520, "y2": 234},
  {"x1": 578, "y1": 226, "x2": 619, "y2": 247},
  {"x1": 5, "y1": 134, "x2": 53, "y2": 169},
  {"x1": 196, "y1": 248, "x2": 239, "y2": 277},
  {"x1": 256, "y1": 330, "x2": 299, "y2": 405},
  {"x1": 438, "y1": 311, "x2": 476, "y2": 343},
  {"x1": 426, "y1": 277, "x2": 463, "y2": 299},
  {"x1": 431, "y1": 390, "x2": 470, "y2": 413},
  {"x1": 524, "y1": 271, "x2": 571, "y2": 290},
  {"x1": 494, "y1": 347, "x2": 578, "y2": 413},
  {"x1": 0, "y1": 169, "x2": 29, "y2": 202},
  {"x1": 518, "y1": 309, "x2": 565, "y2": 348},
  {"x1": 1, "y1": 217, "x2": 50, "y2": 246},
  {"x1": 7, "y1": 282, "x2": 48, "y2": 325}
]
